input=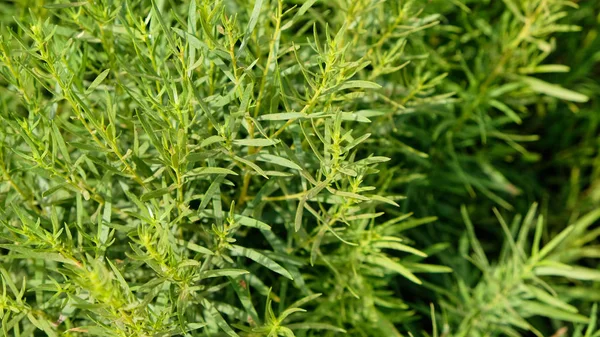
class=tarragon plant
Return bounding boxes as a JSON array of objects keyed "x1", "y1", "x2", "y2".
[{"x1": 0, "y1": 0, "x2": 598, "y2": 337}]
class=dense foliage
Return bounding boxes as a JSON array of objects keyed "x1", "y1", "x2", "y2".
[{"x1": 0, "y1": 0, "x2": 599, "y2": 336}]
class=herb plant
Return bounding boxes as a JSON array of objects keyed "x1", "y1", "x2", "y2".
[{"x1": 0, "y1": 0, "x2": 599, "y2": 336}]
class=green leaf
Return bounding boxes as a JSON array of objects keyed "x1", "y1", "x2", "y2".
[
  {"x1": 150, "y1": 0, "x2": 177, "y2": 51},
  {"x1": 42, "y1": 184, "x2": 68, "y2": 197},
  {"x1": 287, "y1": 293, "x2": 322, "y2": 309},
  {"x1": 136, "y1": 110, "x2": 164, "y2": 159},
  {"x1": 365, "y1": 255, "x2": 422, "y2": 284},
  {"x1": 176, "y1": 239, "x2": 213, "y2": 255},
  {"x1": 524, "y1": 285, "x2": 578, "y2": 313},
  {"x1": 343, "y1": 133, "x2": 371, "y2": 152},
  {"x1": 585, "y1": 303, "x2": 597, "y2": 337},
  {"x1": 534, "y1": 263, "x2": 600, "y2": 281},
  {"x1": 535, "y1": 225, "x2": 574, "y2": 261},
  {"x1": 286, "y1": 322, "x2": 346, "y2": 333},
  {"x1": 51, "y1": 123, "x2": 72, "y2": 165},
  {"x1": 490, "y1": 99, "x2": 522, "y2": 124},
  {"x1": 173, "y1": 29, "x2": 209, "y2": 51},
  {"x1": 296, "y1": 181, "x2": 330, "y2": 231},
  {"x1": 185, "y1": 167, "x2": 238, "y2": 177},
  {"x1": 522, "y1": 76, "x2": 589, "y2": 102},
  {"x1": 229, "y1": 245, "x2": 293, "y2": 280},
  {"x1": 229, "y1": 275, "x2": 261, "y2": 325},
  {"x1": 519, "y1": 64, "x2": 570, "y2": 74},
  {"x1": 239, "y1": 0, "x2": 264, "y2": 52},
  {"x1": 368, "y1": 194, "x2": 400, "y2": 207},
  {"x1": 199, "y1": 269, "x2": 249, "y2": 279},
  {"x1": 140, "y1": 186, "x2": 174, "y2": 201},
  {"x1": 296, "y1": 0, "x2": 318, "y2": 17},
  {"x1": 520, "y1": 300, "x2": 590, "y2": 323},
  {"x1": 532, "y1": 215, "x2": 544, "y2": 256},
  {"x1": 336, "y1": 80, "x2": 381, "y2": 92},
  {"x1": 233, "y1": 155, "x2": 268, "y2": 178},
  {"x1": 202, "y1": 299, "x2": 239, "y2": 337},
  {"x1": 234, "y1": 215, "x2": 271, "y2": 230},
  {"x1": 66, "y1": 326, "x2": 109, "y2": 336},
  {"x1": 461, "y1": 205, "x2": 489, "y2": 267},
  {"x1": 197, "y1": 175, "x2": 225, "y2": 213},
  {"x1": 403, "y1": 262, "x2": 453, "y2": 274},
  {"x1": 0, "y1": 267, "x2": 21, "y2": 297},
  {"x1": 571, "y1": 208, "x2": 600, "y2": 235},
  {"x1": 233, "y1": 138, "x2": 279, "y2": 147},
  {"x1": 501, "y1": 0, "x2": 524, "y2": 19},
  {"x1": 339, "y1": 111, "x2": 371, "y2": 123},
  {"x1": 85, "y1": 69, "x2": 110, "y2": 95},
  {"x1": 43, "y1": 1, "x2": 87, "y2": 9},
  {"x1": 322, "y1": 80, "x2": 381, "y2": 96},
  {"x1": 200, "y1": 135, "x2": 225, "y2": 148},
  {"x1": 372, "y1": 241, "x2": 427, "y2": 257},
  {"x1": 256, "y1": 153, "x2": 302, "y2": 170},
  {"x1": 0, "y1": 245, "x2": 79, "y2": 266},
  {"x1": 258, "y1": 112, "x2": 306, "y2": 121}
]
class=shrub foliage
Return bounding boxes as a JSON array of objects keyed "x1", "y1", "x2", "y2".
[{"x1": 0, "y1": 0, "x2": 599, "y2": 336}]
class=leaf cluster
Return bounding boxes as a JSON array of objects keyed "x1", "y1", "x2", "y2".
[{"x1": 0, "y1": 0, "x2": 598, "y2": 337}]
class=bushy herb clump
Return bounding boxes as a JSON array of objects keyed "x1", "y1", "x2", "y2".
[{"x1": 0, "y1": 0, "x2": 599, "y2": 336}]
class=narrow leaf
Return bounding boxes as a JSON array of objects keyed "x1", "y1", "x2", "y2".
[
  {"x1": 520, "y1": 300, "x2": 589, "y2": 323},
  {"x1": 185, "y1": 167, "x2": 238, "y2": 177},
  {"x1": 536, "y1": 225, "x2": 574, "y2": 260},
  {"x1": 234, "y1": 215, "x2": 271, "y2": 230},
  {"x1": 239, "y1": 0, "x2": 264, "y2": 52},
  {"x1": 365, "y1": 255, "x2": 422, "y2": 284},
  {"x1": 141, "y1": 186, "x2": 173, "y2": 201},
  {"x1": 259, "y1": 112, "x2": 306, "y2": 121},
  {"x1": 373, "y1": 241, "x2": 427, "y2": 257},
  {"x1": 43, "y1": 1, "x2": 87, "y2": 9},
  {"x1": 200, "y1": 269, "x2": 249, "y2": 279},
  {"x1": 522, "y1": 76, "x2": 589, "y2": 103},
  {"x1": 233, "y1": 138, "x2": 279, "y2": 147},
  {"x1": 229, "y1": 245, "x2": 293, "y2": 280},
  {"x1": 490, "y1": 99, "x2": 522, "y2": 124},
  {"x1": 86, "y1": 69, "x2": 110, "y2": 95},
  {"x1": 338, "y1": 80, "x2": 381, "y2": 91},
  {"x1": 256, "y1": 153, "x2": 302, "y2": 170}
]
